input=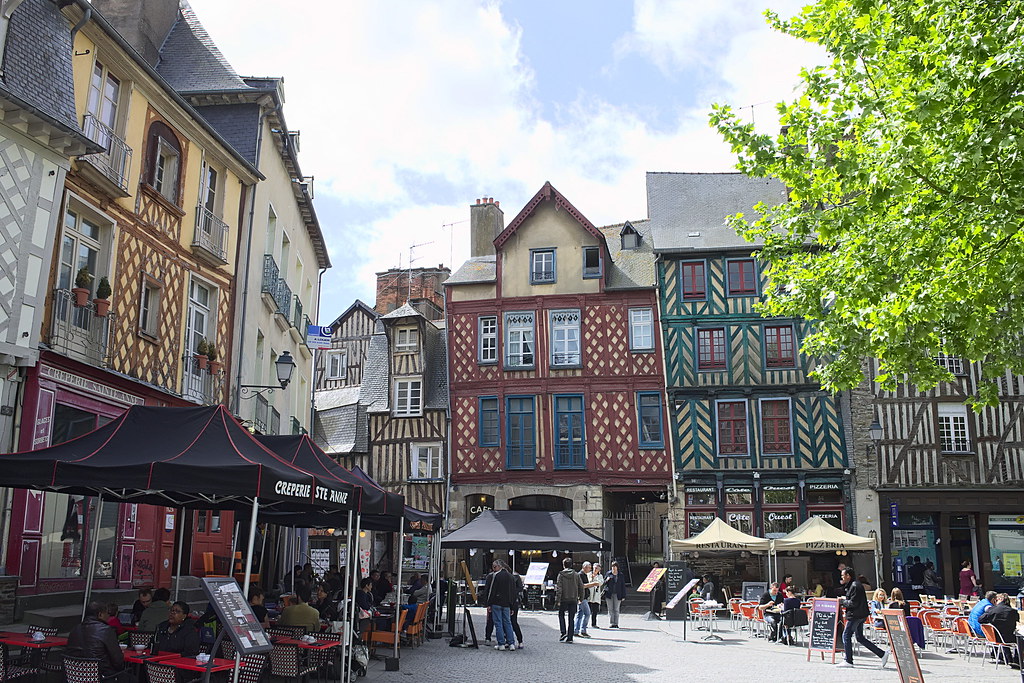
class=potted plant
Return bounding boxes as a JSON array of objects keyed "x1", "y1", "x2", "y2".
[
  {"x1": 93, "y1": 276, "x2": 112, "y2": 317},
  {"x1": 72, "y1": 267, "x2": 92, "y2": 307},
  {"x1": 194, "y1": 337, "x2": 210, "y2": 371},
  {"x1": 207, "y1": 345, "x2": 223, "y2": 375}
]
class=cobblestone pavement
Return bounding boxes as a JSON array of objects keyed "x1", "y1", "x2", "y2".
[{"x1": 360, "y1": 607, "x2": 1020, "y2": 682}]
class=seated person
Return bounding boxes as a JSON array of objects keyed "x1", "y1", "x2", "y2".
[
  {"x1": 373, "y1": 571, "x2": 394, "y2": 605},
  {"x1": 980, "y1": 592, "x2": 1020, "y2": 664},
  {"x1": 104, "y1": 601, "x2": 129, "y2": 639},
  {"x1": 314, "y1": 582, "x2": 339, "y2": 622},
  {"x1": 355, "y1": 577, "x2": 390, "y2": 633},
  {"x1": 779, "y1": 588, "x2": 807, "y2": 640},
  {"x1": 249, "y1": 585, "x2": 270, "y2": 628},
  {"x1": 859, "y1": 575, "x2": 874, "y2": 592},
  {"x1": 887, "y1": 587, "x2": 911, "y2": 617},
  {"x1": 153, "y1": 601, "x2": 200, "y2": 657},
  {"x1": 67, "y1": 601, "x2": 127, "y2": 679},
  {"x1": 809, "y1": 575, "x2": 825, "y2": 598},
  {"x1": 278, "y1": 581, "x2": 321, "y2": 632},
  {"x1": 401, "y1": 573, "x2": 429, "y2": 629},
  {"x1": 969, "y1": 591, "x2": 997, "y2": 636},
  {"x1": 759, "y1": 582, "x2": 783, "y2": 641},
  {"x1": 138, "y1": 587, "x2": 171, "y2": 632},
  {"x1": 869, "y1": 588, "x2": 889, "y2": 628},
  {"x1": 131, "y1": 588, "x2": 153, "y2": 625}
]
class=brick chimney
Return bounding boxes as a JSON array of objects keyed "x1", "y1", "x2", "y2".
[
  {"x1": 469, "y1": 197, "x2": 504, "y2": 258},
  {"x1": 374, "y1": 265, "x2": 451, "y2": 321}
]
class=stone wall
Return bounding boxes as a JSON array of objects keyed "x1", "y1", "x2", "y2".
[{"x1": 0, "y1": 576, "x2": 18, "y2": 625}]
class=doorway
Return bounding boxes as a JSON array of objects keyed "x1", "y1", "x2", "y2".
[{"x1": 949, "y1": 514, "x2": 979, "y2": 592}]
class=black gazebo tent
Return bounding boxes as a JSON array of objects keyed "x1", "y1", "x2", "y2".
[{"x1": 441, "y1": 510, "x2": 609, "y2": 551}]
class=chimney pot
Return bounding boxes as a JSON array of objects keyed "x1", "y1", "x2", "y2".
[
  {"x1": 476, "y1": 198, "x2": 481, "y2": 204},
  {"x1": 495, "y1": 201, "x2": 500, "y2": 208}
]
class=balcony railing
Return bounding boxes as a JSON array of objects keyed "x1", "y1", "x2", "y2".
[
  {"x1": 301, "y1": 314, "x2": 313, "y2": 347},
  {"x1": 291, "y1": 416, "x2": 304, "y2": 435},
  {"x1": 254, "y1": 394, "x2": 269, "y2": 434},
  {"x1": 81, "y1": 114, "x2": 131, "y2": 192},
  {"x1": 274, "y1": 278, "x2": 292, "y2": 320},
  {"x1": 193, "y1": 206, "x2": 228, "y2": 262},
  {"x1": 262, "y1": 255, "x2": 279, "y2": 297},
  {"x1": 49, "y1": 289, "x2": 114, "y2": 367},
  {"x1": 181, "y1": 354, "x2": 224, "y2": 406},
  {"x1": 270, "y1": 408, "x2": 281, "y2": 435},
  {"x1": 291, "y1": 295, "x2": 303, "y2": 330}
]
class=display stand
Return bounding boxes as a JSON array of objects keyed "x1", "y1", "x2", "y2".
[
  {"x1": 881, "y1": 609, "x2": 925, "y2": 683},
  {"x1": 200, "y1": 578, "x2": 273, "y2": 683},
  {"x1": 666, "y1": 578, "x2": 700, "y2": 640},
  {"x1": 806, "y1": 598, "x2": 841, "y2": 664}
]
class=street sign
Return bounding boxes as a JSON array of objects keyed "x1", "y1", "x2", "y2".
[
  {"x1": 306, "y1": 324, "x2": 332, "y2": 349},
  {"x1": 890, "y1": 501, "x2": 899, "y2": 528}
]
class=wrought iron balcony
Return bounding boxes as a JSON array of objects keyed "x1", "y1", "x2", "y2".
[
  {"x1": 274, "y1": 278, "x2": 292, "y2": 320},
  {"x1": 181, "y1": 353, "x2": 224, "y2": 406},
  {"x1": 262, "y1": 255, "x2": 279, "y2": 298},
  {"x1": 291, "y1": 295, "x2": 303, "y2": 330},
  {"x1": 81, "y1": 114, "x2": 132, "y2": 193},
  {"x1": 291, "y1": 416, "x2": 304, "y2": 435},
  {"x1": 193, "y1": 206, "x2": 228, "y2": 263},
  {"x1": 49, "y1": 289, "x2": 114, "y2": 367},
  {"x1": 253, "y1": 394, "x2": 269, "y2": 434},
  {"x1": 270, "y1": 407, "x2": 281, "y2": 435}
]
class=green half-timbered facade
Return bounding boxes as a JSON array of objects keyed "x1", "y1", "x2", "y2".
[{"x1": 648, "y1": 172, "x2": 851, "y2": 548}]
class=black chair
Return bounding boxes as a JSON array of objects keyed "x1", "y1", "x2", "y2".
[
  {"x1": 780, "y1": 608, "x2": 809, "y2": 645},
  {"x1": 0, "y1": 642, "x2": 39, "y2": 681},
  {"x1": 63, "y1": 655, "x2": 131, "y2": 682}
]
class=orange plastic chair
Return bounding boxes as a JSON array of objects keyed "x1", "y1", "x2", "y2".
[
  {"x1": 980, "y1": 623, "x2": 1010, "y2": 666},
  {"x1": 405, "y1": 602, "x2": 430, "y2": 646},
  {"x1": 368, "y1": 608, "x2": 408, "y2": 656},
  {"x1": 203, "y1": 552, "x2": 228, "y2": 578},
  {"x1": 233, "y1": 551, "x2": 260, "y2": 586}
]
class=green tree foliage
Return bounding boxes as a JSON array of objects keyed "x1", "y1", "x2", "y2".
[{"x1": 711, "y1": 0, "x2": 1024, "y2": 404}]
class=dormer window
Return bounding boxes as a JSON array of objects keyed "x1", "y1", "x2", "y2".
[
  {"x1": 395, "y1": 326, "x2": 419, "y2": 352},
  {"x1": 582, "y1": 246, "x2": 602, "y2": 279},
  {"x1": 620, "y1": 223, "x2": 640, "y2": 250}
]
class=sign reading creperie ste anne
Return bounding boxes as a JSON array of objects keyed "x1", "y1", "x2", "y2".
[{"x1": 273, "y1": 480, "x2": 349, "y2": 504}]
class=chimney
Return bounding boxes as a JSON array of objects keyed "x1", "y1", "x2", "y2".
[
  {"x1": 90, "y1": 0, "x2": 181, "y2": 67},
  {"x1": 469, "y1": 197, "x2": 504, "y2": 258}
]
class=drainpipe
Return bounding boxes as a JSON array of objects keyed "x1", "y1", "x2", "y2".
[
  {"x1": 68, "y1": 3, "x2": 90, "y2": 43},
  {"x1": 310, "y1": 266, "x2": 327, "y2": 430},
  {"x1": 231, "y1": 111, "x2": 267, "y2": 414}
]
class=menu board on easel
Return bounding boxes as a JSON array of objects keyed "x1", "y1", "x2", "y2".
[
  {"x1": 881, "y1": 609, "x2": 924, "y2": 683},
  {"x1": 201, "y1": 578, "x2": 273, "y2": 656},
  {"x1": 636, "y1": 567, "x2": 667, "y2": 593},
  {"x1": 806, "y1": 598, "x2": 841, "y2": 663}
]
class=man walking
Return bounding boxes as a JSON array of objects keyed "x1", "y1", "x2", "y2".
[
  {"x1": 604, "y1": 561, "x2": 627, "y2": 628},
  {"x1": 556, "y1": 557, "x2": 585, "y2": 643},
  {"x1": 486, "y1": 560, "x2": 516, "y2": 651},
  {"x1": 574, "y1": 561, "x2": 596, "y2": 638},
  {"x1": 837, "y1": 568, "x2": 888, "y2": 668}
]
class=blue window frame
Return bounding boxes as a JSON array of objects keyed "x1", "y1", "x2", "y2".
[
  {"x1": 504, "y1": 311, "x2": 535, "y2": 369},
  {"x1": 506, "y1": 396, "x2": 536, "y2": 469},
  {"x1": 553, "y1": 394, "x2": 585, "y2": 469},
  {"x1": 479, "y1": 396, "x2": 499, "y2": 447},
  {"x1": 530, "y1": 248, "x2": 556, "y2": 284},
  {"x1": 582, "y1": 246, "x2": 602, "y2": 278},
  {"x1": 637, "y1": 392, "x2": 664, "y2": 449},
  {"x1": 549, "y1": 309, "x2": 581, "y2": 367}
]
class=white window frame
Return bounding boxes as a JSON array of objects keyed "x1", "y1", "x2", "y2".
[
  {"x1": 504, "y1": 311, "x2": 535, "y2": 369},
  {"x1": 478, "y1": 316, "x2": 497, "y2": 364},
  {"x1": 937, "y1": 403, "x2": 971, "y2": 453},
  {"x1": 394, "y1": 377, "x2": 423, "y2": 417},
  {"x1": 550, "y1": 309, "x2": 581, "y2": 367},
  {"x1": 629, "y1": 307, "x2": 654, "y2": 351},
  {"x1": 530, "y1": 249, "x2": 556, "y2": 284},
  {"x1": 153, "y1": 138, "x2": 179, "y2": 202},
  {"x1": 935, "y1": 352, "x2": 965, "y2": 375},
  {"x1": 138, "y1": 274, "x2": 162, "y2": 339},
  {"x1": 394, "y1": 326, "x2": 419, "y2": 352},
  {"x1": 410, "y1": 443, "x2": 443, "y2": 480},
  {"x1": 326, "y1": 349, "x2": 347, "y2": 380}
]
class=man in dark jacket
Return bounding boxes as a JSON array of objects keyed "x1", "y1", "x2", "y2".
[
  {"x1": 67, "y1": 602, "x2": 126, "y2": 679},
  {"x1": 838, "y1": 568, "x2": 888, "y2": 668},
  {"x1": 604, "y1": 561, "x2": 627, "y2": 628},
  {"x1": 486, "y1": 560, "x2": 516, "y2": 651},
  {"x1": 555, "y1": 558, "x2": 585, "y2": 643},
  {"x1": 980, "y1": 592, "x2": 1020, "y2": 664}
]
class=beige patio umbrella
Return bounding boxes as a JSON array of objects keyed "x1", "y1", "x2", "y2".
[{"x1": 671, "y1": 517, "x2": 772, "y2": 551}]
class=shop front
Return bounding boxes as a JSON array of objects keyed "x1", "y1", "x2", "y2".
[
  {"x1": 881, "y1": 488, "x2": 1024, "y2": 596},
  {"x1": 6, "y1": 353, "x2": 231, "y2": 599}
]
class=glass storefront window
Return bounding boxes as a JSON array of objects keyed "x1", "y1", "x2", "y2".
[
  {"x1": 726, "y1": 510, "x2": 754, "y2": 534},
  {"x1": 989, "y1": 515, "x2": 1024, "y2": 591},
  {"x1": 402, "y1": 533, "x2": 432, "y2": 571},
  {"x1": 724, "y1": 486, "x2": 752, "y2": 505},
  {"x1": 814, "y1": 511, "x2": 843, "y2": 529},
  {"x1": 890, "y1": 527, "x2": 939, "y2": 585},
  {"x1": 764, "y1": 510, "x2": 798, "y2": 538},
  {"x1": 806, "y1": 483, "x2": 843, "y2": 505},
  {"x1": 686, "y1": 487, "x2": 716, "y2": 506},
  {"x1": 763, "y1": 485, "x2": 796, "y2": 504},
  {"x1": 688, "y1": 512, "x2": 716, "y2": 536}
]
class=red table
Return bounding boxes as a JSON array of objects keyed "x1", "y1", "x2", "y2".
[
  {"x1": 123, "y1": 649, "x2": 177, "y2": 665},
  {"x1": 0, "y1": 632, "x2": 68, "y2": 670},
  {"x1": 157, "y1": 655, "x2": 244, "y2": 673}
]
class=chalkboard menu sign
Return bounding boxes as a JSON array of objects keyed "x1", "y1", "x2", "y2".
[
  {"x1": 666, "y1": 562, "x2": 694, "y2": 621},
  {"x1": 742, "y1": 582, "x2": 767, "y2": 602},
  {"x1": 806, "y1": 598, "x2": 841, "y2": 663},
  {"x1": 881, "y1": 610, "x2": 924, "y2": 683},
  {"x1": 201, "y1": 578, "x2": 273, "y2": 656}
]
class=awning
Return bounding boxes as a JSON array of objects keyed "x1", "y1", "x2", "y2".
[
  {"x1": 670, "y1": 517, "x2": 771, "y2": 551},
  {"x1": 771, "y1": 516, "x2": 876, "y2": 552},
  {"x1": 441, "y1": 510, "x2": 609, "y2": 551}
]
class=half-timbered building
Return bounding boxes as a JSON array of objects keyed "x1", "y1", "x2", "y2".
[
  {"x1": 445, "y1": 186, "x2": 672, "y2": 575},
  {"x1": 649, "y1": 172, "x2": 851, "y2": 586},
  {"x1": 854, "y1": 362, "x2": 1024, "y2": 595}
]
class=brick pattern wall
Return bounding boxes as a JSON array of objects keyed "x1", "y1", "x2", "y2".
[
  {"x1": 375, "y1": 267, "x2": 449, "y2": 319},
  {"x1": 0, "y1": 576, "x2": 18, "y2": 625}
]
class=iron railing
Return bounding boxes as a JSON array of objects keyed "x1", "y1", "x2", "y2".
[
  {"x1": 253, "y1": 394, "x2": 269, "y2": 433},
  {"x1": 81, "y1": 114, "x2": 132, "y2": 192},
  {"x1": 291, "y1": 295, "x2": 303, "y2": 330},
  {"x1": 274, "y1": 278, "x2": 292, "y2": 320},
  {"x1": 291, "y1": 416, "x2": 303, "y2": 435},
  {"x1": 262, "y1": 255, "x2": 279, "y2": 298},
  {"x1": 302, "y1": 314, "x2": 313, "y2": 347},
  {"x1": 181, "y1": 354, "x2": 223, "y2": 405},
  {"x1": 270, "y1": 408, "x2": 281, "y2": 435},
  {"x1": 193, "y1": 206, "x2": 228, "y2": 262},
  {"x1": 49, "y1": 289, "x2": 114, "y2": 367}
]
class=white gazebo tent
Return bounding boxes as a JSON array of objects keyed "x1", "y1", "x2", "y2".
[
  {"x1": 771, "y1": 516, "x2": 879, "y2": 586},
  {"x1": 671, "y1": 517, "x2": 772, "y2": 552}
]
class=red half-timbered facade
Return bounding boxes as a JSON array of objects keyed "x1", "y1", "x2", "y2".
[{"x1": 446, "y1": 185, "x2": 672, "y2": 573}]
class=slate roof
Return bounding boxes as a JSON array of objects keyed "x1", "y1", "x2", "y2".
[
  {"x1": 313, "y1": 401, "x2": 366, "y2": 455},
  {"x1": 444, "y1": 256, "x2": 496, "y2": 286},
  {"x1": 647, "y1": 172, "x2": 788, "y2": 253},
  {"x1": 359, "y1": 330, "x2": 390, "y2": 413},
  {"x1": 155, "y1": 1, "x2": 250, "y2": 93},
  {"x1": 360, "y1": 317, "x2": 448, "y2": 414},
  {"x1": 599, "y1": 219, "x2": 656, "y2": 290},
  {"x1": 381, "y1": 303, "x2": 422, "y2": 320},
  {"x1": 193, "y1": 103, "x2": 260, "y2": 165},
  {"x1": 315, "y1": 386, "x2": 362, "y2": 411},
  {"x1": 0, "y1": 0, "x2": 94, "y2": 150}
]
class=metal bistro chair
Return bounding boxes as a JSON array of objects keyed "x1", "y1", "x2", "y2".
[
  {"x1": 727, "y1": 599, "x2": 743, "y2": 630},
  {"x1": 268, "y1": 624, "x2": 307, "y2": 640},
  {"x1": 269, "y1": 642, "x2": 318, "y2": 681},
  {"x1": 0, "y1": 642, "x2": 38, "y2": 681},
  {"x1": 954, "y1": 617, "x2": 982, "y2": 661},
  {"x1": 63, "y1": 655, "x2": 131, "y2": 682},
  {"x1": 128, "y1": 631, "x2": 155, "y2": 649},
  {"x1": 980, "y1": 623, "x2": 1011, "y2": 667},
  {"x1": 144, "y1": 661, "x2": 178, "y2": 683}
]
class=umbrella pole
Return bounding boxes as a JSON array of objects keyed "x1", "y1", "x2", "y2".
[
  {"x1": 344, "y1": 513, "x2": 360, "y2": 683},
  {"x1": 233, "y1": 496, "x2": 260, "y2": 683},
  {"x1": 339, "y1": 510, "x2": 352, "y2": 682},
  {"x1": 258, "y1": 523, "x2": 268, "y2": 588},
  {"x1": 433, "y1": 529, "x2": 441, "y2": 631},
  {"x1": 81, "y1": 496, "x2": 104, "y2": 619},
  {"x1": 173, "y1": 508, "x2": 185, "y2": 602},
  {"x1": 291, "y1": 526, "x2": 296, "y2": 594},
  {"x1": 393, "y1": 516, "x2": 404, "y2": 662}
]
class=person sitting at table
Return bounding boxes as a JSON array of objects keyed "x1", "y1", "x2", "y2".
[
  {"x1": 779, "y1": 574, "x2": 793, "y2": 595},
  {"x1": 869, "y1": 588, "x2": 889, "y2": 628},
  {"x1": 980, "y1": 592, "x2": 1020, "y2": 665},
  {"x1": 859, "y1": 574, "x2": 874, "y2": 592},
  {"x1": 809, "y1": 575, "x2": 825, "y2": 598},
  {"x1": 103, "y1": 601, "x2": 129, "y2": 640},
  {"x1": 249, "y1": 585, "x2": 270, "y2": 628},
  {"x1": 778, "y1": 588, "x2": 806, "y2": 644},
  {"x1": 131, "y1": 588, "x2": 153, "y2": 625},
  {"x1": 153, "y1": 601, "x2": 200, "y2": 657},
  {"x1": 374, "y1": 571, "x2": 395, "y2": 604},
  {"x1": 138, "y1": 587, "x2": 171, "y2": 632},
  {"x1": 968, "y1": 590, "x2": 996, "y2": 636},
  {"x1": 401, "y1": 573, "x2": 430, "y2": 629},
  {"x1": 67, "y1": 601, "x2": 127, "y2": 679},
  {"x1": 314, "y1": 582, "x2": 340, "y2": 622},
  {"x1": 278, "y1": 581, "x2": 320, "y2": 632},
  {"x1": 759, "y1": 583, "x2": 783, "y2": 641},
  {"x1": 887, "y1": 587, "x2": 911, "y2": 616},
  {"x1": 699, "y1": 574, "x2": 717, "y2": 602}
]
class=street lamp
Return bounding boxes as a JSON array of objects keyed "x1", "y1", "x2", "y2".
[
  {"x1": 868, "y1": 419, "x2": 883, "y2": 443},
  {"x1": 239, "y1": 351, "x2": 296, "y2": 398}
]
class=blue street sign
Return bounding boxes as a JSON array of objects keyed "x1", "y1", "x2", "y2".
[
  {"x1": 889, "y1": 501, "x2": 899, "y2": 528},
  {"x1": 306, "y1": 325, "x2": 332, "y2": 349}
]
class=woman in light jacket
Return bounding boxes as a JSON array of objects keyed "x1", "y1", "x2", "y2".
[{"x1": 589, "y1": 563, "x2": 605, "y2": 629}]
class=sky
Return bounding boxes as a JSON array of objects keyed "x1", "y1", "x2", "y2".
[{"x1": 186, "y1": 0, "x2": 826, "y2": 320}]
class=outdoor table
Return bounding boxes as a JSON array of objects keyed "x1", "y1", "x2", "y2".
[
  {"x1": 700, "y1": 601, "x2": 724, "y2": 641},
  {"x1": 123, "y1": 649, "x2": 177, "y2": 679},
  {"x1": 274, "y1": 637, "x2": 341, "y2": 683},
  {"x1": 158, "y1": 654, "x2": 243, "y2": 673},
  {"x1": 0, "y1": 632, "x2": 68, "y2": 669}
]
